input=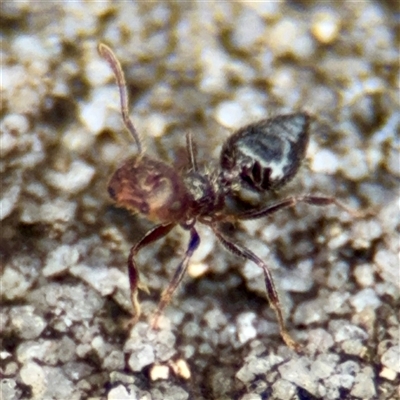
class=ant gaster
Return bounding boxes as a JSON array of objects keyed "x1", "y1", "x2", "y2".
[{"x1": 99, "y1": 43, "x2": 356, "y2": 351}]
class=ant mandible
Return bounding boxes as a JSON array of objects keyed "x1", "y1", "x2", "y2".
[{"x1": 98, "y1": 43, "x2": 355, "y2": 351}]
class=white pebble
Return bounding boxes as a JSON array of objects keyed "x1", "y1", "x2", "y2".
[
  {"x1": 20, "y1": 361, "x2": 46, "y2": 399},
  {"x1": 236, "y1": 358, "x2": 270, "y2": 383},
  {"x1": 69, "y1": 264, "x2": 129, "y2": 296},
  {"x1": 350, "y1": 368, "x2": 377, "y2": 398},
  {"x1": 310, "y1": 149, "x2": 340, "y2": 174},
  {"x1": 45, "y1": 160, "x2": 95, "y2": 194},
  {"x1": 108, "y1": 385, "x2": 137, "y2": 400},
  {"x1": 214, "y1": 101, "x2": 246, "y2": 129},
  {"x1": 236, "y1": 312, "x2": 257, "y2": 344},
  {"x1": 311, "y1": 12, "x2": 341, "y2": 44},
  {"x1": 374, "y1": 249, "x2": 399, "y2": 287},
  {"x1": 0, "y1": 182, "x2": 21, "y2": 220},
  {"x1": 150, "y1": 364, "x2": 169, "y2": 381},
  {"x1": 79, "y1": 87, "x2": 116, "y2": 134},
  {"x1": 128, "y1": 345, "x2": 155, "y2": 372},
  {"x1": 340, "y1": 149, "x2": 369, "y2": 180},
  {"x1": 278, "y1": 358, "x2": 318, "y2": 396},
  {"x1": 381, "y1": 345, "x2": 400, "y2": 373},
  {"x1": 43, "y1": 245, "x2": 80, "y2": 277},
  {"x1": 307, "y1": 329, "x2": 334, "y2": 353},
  {"x1": 349, "y1": 288, "x2": 381, "y2": 313},
  {"x1": 353, "y1": 264, "x2": 375, "y2": 287},
  {"x1": 10, "y1": 306, "x2": 46, "y2": 340},
  {"x1": 2, "y1": 267, "x2": 31, "y2": 300},
  {"x1": 272, "y1": 379, "x2": 296, "y2": 400},
  {"x1": 330, "y1": 320, "x2": 368, "y2": 342},
  {"x1": 231, "y1": 7, "x2": 265, "y2": 50},
  {"x1": 268, "y1": 18, "x2": 314, "y2": 59}
]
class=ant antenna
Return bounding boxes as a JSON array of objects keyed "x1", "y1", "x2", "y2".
[{"x1": 98, "y1": 43, "x2": 143, "y2": 154}]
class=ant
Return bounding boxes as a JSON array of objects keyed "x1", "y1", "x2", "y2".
[{"x1": 98, "y1": 43, "x2": 358, "y2": 351}]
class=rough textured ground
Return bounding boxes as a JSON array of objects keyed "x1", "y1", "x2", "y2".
[{"x1": 1, "y1": 2, "x2": 399, "y2": 400}]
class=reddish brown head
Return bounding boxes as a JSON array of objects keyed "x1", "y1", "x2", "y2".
[{"x1": 108, "y1": 155, "x2": 193, "y2": 223}]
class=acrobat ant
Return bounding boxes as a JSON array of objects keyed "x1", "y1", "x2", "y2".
[{"x1": 98, "y1": 43, "x2": 358, "y2": 351}]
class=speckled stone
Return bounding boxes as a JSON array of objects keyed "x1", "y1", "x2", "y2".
[{"x1": 1, "y1": 2, "x2": 398, "y2": 399}]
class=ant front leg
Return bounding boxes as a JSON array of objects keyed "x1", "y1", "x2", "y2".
[
  {"x1": 236, "y1": 194, "x2": 362, "y2": 221},
  {"x1": 152, "y1": 227, "x2": 200, "y2": 329},
  {"x1": 127, "y1": 223, "x2": 175, "y2": 325},
  {"x1": 211, "y1": 225, "x2": 302, "y2": 352}
]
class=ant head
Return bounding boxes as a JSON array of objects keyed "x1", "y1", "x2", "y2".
[{"x1": 108, "y1": 155, "x2": 192, "y2": 223}]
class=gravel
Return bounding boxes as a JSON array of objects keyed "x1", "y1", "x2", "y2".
[{"x1": 1, "y1": 2, "x2": 398, "y2": 399}]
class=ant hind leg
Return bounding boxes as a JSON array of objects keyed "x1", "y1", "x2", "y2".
[
  {"x1": 212, "y1": 225, "x2": 302, "y2": 352},
  {"x1": 237, "y1": 194, "x2": 363, "y2": 221}
]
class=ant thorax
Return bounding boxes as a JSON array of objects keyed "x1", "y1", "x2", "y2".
[{"x1": 182, "y1": 168, "x2": 224, "y2": 219}]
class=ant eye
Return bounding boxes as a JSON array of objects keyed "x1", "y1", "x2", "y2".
[
  {"x1": 220, "y1": 113, "x2": 310, "y2": 192},
  {"x1": 108, "y1": 186, "x2": 116, "y2": 200},
  {"x1": 140, "y1": 202, "x2": 149, "y2": 214}
]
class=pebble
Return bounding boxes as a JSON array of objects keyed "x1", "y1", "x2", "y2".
[
  {"x1": 278, "y1": 358, "x2": 318, "y2": 396},
  {"x1": 381, "y1": 345, "x2": 400, "y2": 373},
  {"x1": 0, "y1": 181, "x2": 21, "y2": 220},
  {"x1": 128, "y1": 344, "x2": 155, "y2": 372},
  {"x1": 236, "y1": 312, "x2": 257, "y2": 344},
  {"x1": 231, "y1": 7, "x2": 265, "y2": 50},
  {"x1": 350, "y1": 367, "x2": 377, "y2": 398},
  {"x1": 42, "y1": 245, "x2": 80, "y2": 277},
  {"x1": 329, "y1": 320, "x2": 368, "y2": 342},
  {"x1": 349, "y1": 288, "x2": 381, "y2": 312},
  {"x1": 353, "y1": 263, "x2": 375, "y2": 287},
  {"x1": 10, "y1": 306, "x2": 46, "y2": 340},
  {"x1": 103, "y1": 350, "x2": 125, "y2": 371},
  {"x1": 310, "y1": 353, "x2": 338, "y2": 379},
  {"x1": 2, "y1": 267, "x2": 32, "y2": 300},
  {"x1": 340, "y1": 149, "x2": 369, "y2": 180},
  {"x1": 45, "y1": 159, "x2": 95, "y2": 194},
  {"x1": 214, "y1": 101, "x2": 246, "y2": 129},
  {"x1": 20, "y1": 361, "x2": 46, "y2": 399},
  {"x1": 374, "y1": 249, "x2": 399, "y2": 287},
  {"x1": 310, "y1": 148, "x2": 340, "y2": 174},
  {"x1": 236, "y1": 358, "x2": 270, "y2": 383},
  {"x1": 293, "y1": 298, "x2": 328, "y2": 325},
  {"x1": 307, "y1": 329, "x2": 334, "y2": 353},
  {"x1": 150, "y1": 364, "x2": 170, "y2": 381},
  {"x1": 1, "y1": 379, "x2": 18, "y2": 400},
  {"x1": 267, "y1": 18, "x2": 314, "y2": 59},
  {"x1": 311, "y1": 11, "x2": 341, "y2": 44},
  {"x1": 272, "y1": 380, "x2": 296, "y2": 399},
  {"x1": 108, "y1": 385, "x2": 137, "y2": 400},
  {"x1": 69, "y1": 264, "x2": 129, "y2": 297}
]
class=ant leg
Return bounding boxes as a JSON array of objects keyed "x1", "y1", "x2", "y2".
[
  {"x1": 127, "y1": 223, "x2": 175, "y2": 325},
  {"x1": 237, "y1": 194, "x2": 361, "y2": 221},
  {"x1": 211, "y1": 225, "x2": 302, "y2": 351},
  {"x1": 152, "y1": 227, "x2": 200, "y2": 328}
]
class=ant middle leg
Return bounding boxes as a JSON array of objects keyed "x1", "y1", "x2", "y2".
[
  {"x1": 152, "y1": 227, "x2": 200, "y2": 329},
  {"x1": 127, "y1": 223, "x2": 174, "y2": 325},
  {"x1": 236, "y1": 194, "x2": 362, "y2": 221},
  {"x1": 211, "y1": 225, "x2": 302, "y2": 351}
]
